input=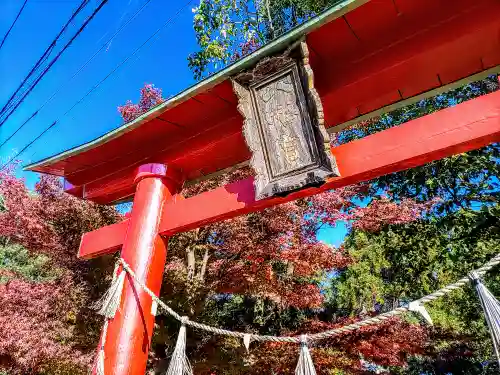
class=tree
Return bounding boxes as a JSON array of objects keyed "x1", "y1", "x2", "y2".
[
  {"x1": 332, "y1": 77, "x2": 500, "y2": 373},
  {"x1": 150, "y1": 3, "x2": 500, "y2": 374},
  {"x1": 335, "y1": 207, "x2": 500, "y2": 373},
  {"x1": 2, "y1": 2, "x2": 498, "y2": 373},
  {"x1": 145, "y1": 167, "x2": 435, "y2": 373},
  {"x1": 0, "y1": 168, "x2": 121, "y2": 374},
  {"x1": 188, "y1": 0, "x2": 343, "y2": 79},
  {"x1": 187, "y1": 1, "x2": 500, "y2": 369},
  {"x1": 336, "y1": 77, "x2": 500, "y2": 217},
  {"x1": 0, "y1": 162, "x2": 431, "y2": 374},
  {"x1": 118, "y1": 83, "x2": 164, "y2": 123},
  {"x1": 187, "y1": 6, "x2": 500, "y2": 368}
]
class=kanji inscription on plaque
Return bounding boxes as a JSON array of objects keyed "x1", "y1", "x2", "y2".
[{"x1": 254, "y1": 72, "x2": 312, "y2": 176}]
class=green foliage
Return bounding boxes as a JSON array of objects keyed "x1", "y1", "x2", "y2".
[
  {"x1": 0, "y1": 194, "x2": 5, "y2": 212},
  {"x1": 0, "y1": 171, "x2": 121, "y2": 374},
  {"x1": 200, "y1": 294, "x2": 308, "y2": 333},
  {"x1": 392, "y1": 354, "x2": 498, "y2": 375},
  {"x1": 333, "y1": 232, "x2": 389, "y2": 314},
  {"x1": 335, "y1": 211, "x2": 500, "y2": 370},
  {"x1": 188, "y1": 0, "x2": 344, "y2": 79},
  {"x1": 310, "y1": 80, "x2": 500, "y2": 370},
  {"x1": 331, "y1": 75, "x2": 500, "y2": 372},
  {"x1": 335, "y1": 209, "x2": 500, "y2": 308},
  {"x1": 186, "y1": 1, "x2": 500, "y2": 371},
  {"x1": 1, "y1": 2, "x2": 498, "y2": 372},
  {"x1": 0, "y1": 243, "x2": 60, "y2": 283},
  {"x1": 188, "y1": 0, "x2": 263, "y2": 79}
]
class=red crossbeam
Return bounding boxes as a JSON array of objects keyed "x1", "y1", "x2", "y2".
[
  {"x1": 79, "y1": 90, "x2": 500, "y2": 259},
  {"x1": 79, "y1": 220, "x2": 129, "y2": 259}
]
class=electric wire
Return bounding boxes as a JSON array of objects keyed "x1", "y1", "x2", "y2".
[
  {"x1": 0, "y1": 0, "x2": 90, "y2": 117},
  {"x1": 0, "y1": 0, "x2": 89, "y2": 116},
  {"x1": 0, "y1": 0, "x2": 29, "y2": 51},
  {"x1": 0, "y1": 0, "x2": 195, "y2": 171},
  {"x1": 0, "y1": 0, "x2": 153, "y2": 150},
  {"x1": 0, "y1": 0, "x2": 109, "y2": 128}
]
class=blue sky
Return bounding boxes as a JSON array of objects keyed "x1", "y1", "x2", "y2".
[
  {"x1": 317, "y1": 221, "x2": 348, "y2": 247},
  {"x1": 0, "y1": 0, "x2": 199, "y2": 183},
  {"x1": 0, "y1": 0, "x2": 347, "y2": 247}
]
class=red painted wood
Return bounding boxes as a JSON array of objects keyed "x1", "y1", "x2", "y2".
[
  {"x1": 79, "y1": 89, "x2": 500, "y2": 258},
  {"x1": 101, "y1": 164, "x2": 181, "y2": 375},
  {"x1": 79, "y1": 220, "x2": 128, "y2": 259},
  {"x1": 79, "y1": 194, "x2": 185, "y2": 260},
  {"x1": 343, "y1": 0, "x2": 400, "y2": 42},
  {"x1": 30, "y1": 0, "x2": 500, "y2": 203},
  {"x1": 157, "y1": 89, "x2": 500, "y2": 235},
  {"x1": 63, "y1": 179, "x2": 83, "y2": 198},
  {"x1": 315, "y1": 0, "x2": 500, "y2": 122},
  {"x1": 65, "y1": 109, "x2": 241, "y2": 187},
  {"x1": 81, "y1": 122, "x2": 246, "y2": 204}
]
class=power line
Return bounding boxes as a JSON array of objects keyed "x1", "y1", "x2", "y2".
[
  {"x1": 1, "y1": 0, "x2": 89, "y2": 115},
  {"x1": 0, "y1": 0, "x2": 107, "y2": 126},
  {"x1": 0, "y1": 0, "x2": 29, "y2": 51},
  {"x1": 0, "y1": 0, "x2": 154, "y2": 151},
  {"x1": 0, "y1": 0, "x2": 195, "y2": 171},
  {"x1": 0, "y1": 0, "x2": 110, "y2": 128},
  {"x1": 0, "y1": 0, "x2": 90, "y2": 118},
  {"x1": 0, "y1": 111, "x2": 39, "y2": 151}
]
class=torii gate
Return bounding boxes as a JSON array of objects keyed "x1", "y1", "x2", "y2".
[{"x1": 27, "y1": 0, "x2": 500, "y2": 373}]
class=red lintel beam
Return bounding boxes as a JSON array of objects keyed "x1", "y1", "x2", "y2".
[
  {"x1": 158, "y1": 89, "x2": 500, "y2": 235},
  {"x1": 78, "y1": 89, "x2": 500, "y2": 259}
]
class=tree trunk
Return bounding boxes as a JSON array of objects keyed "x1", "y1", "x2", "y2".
[
  {"x1": 198, "y1": 247, "x2": 210, "y2": 282},
  {"x1": 186, "y1": 246, "x2": 196, "y2": 282},
  {"x1": 186, "y1": 228, "x2": 200, "y2": 282}
]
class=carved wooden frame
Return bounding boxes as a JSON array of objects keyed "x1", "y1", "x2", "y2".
[{"x1": 232, "y1": 41, "x2": 339, "y2": 200}]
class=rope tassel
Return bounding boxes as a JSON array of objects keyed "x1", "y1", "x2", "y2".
[
  {"x1": 94, "y1": 320, "x2": 108, "y2": 375},
  {"x1": 166, "y1": 317, "x2": 193, "y2": 375},
  {"x1": 469, "y1": 271, "x2": 500, "y2": 366},
  {"x1": 94, "y1": 267, "x2": 126, "y2": 319},
  {"x1": 96, "y1": 347, "x2": 105, "y2": 375},
  {"x1": 295, "y1": 335, "x2": 317, "y2": 375}
]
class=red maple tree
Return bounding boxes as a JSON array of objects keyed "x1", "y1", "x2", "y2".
[
  {"x1": 0, "y1": 168, "x2": 120, "y2": 373},
  {"x1": 158, "y1": 168, "x2": 435, "y2": 373},
  {"x1": 118, "y1": 83, "x2": 164, "y2": 122},
  {"x1": 0, "y1": 82, "x2": 439, "y2": 373}
]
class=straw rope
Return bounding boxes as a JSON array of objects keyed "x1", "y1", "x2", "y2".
[{"x1": 117, "y1": 252, "x2": 500, "y2": 344}]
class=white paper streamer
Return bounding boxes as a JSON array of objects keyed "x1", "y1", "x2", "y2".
[
  {"x1": 408, "y1": 301, "x2": 433, "y2": 325},
  {"x1": 295, "y1": 335, "x2": 317, "y2": 375},
  {"x1": 243, "y1": 333, "x2": 251, "y2": 352}
]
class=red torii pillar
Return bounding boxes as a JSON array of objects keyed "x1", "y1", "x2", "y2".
[{"x1": 101, "y1": 164, "x2": 183, "y2": 374}]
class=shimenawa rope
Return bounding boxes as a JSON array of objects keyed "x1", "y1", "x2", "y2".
[
  {"x1": 115, "y1": 252, "x2": 500, "y2": 343},
  {"x1": 93, "y1": 252, "x2": 500, "y2": 373}
]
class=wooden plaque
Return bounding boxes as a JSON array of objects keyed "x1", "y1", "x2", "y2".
[{"x1": 233, "y1": 42, "x2": 339, "y2": 199}]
